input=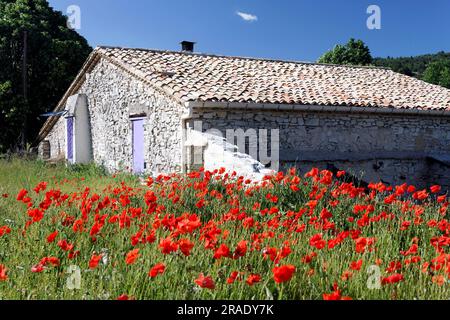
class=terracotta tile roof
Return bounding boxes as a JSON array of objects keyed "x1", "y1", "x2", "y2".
[{"x1": 105, "y1": 47, "x2": 450, "y2": 110}]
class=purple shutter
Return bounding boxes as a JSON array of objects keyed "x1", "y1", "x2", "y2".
[
  {"x1": 67, "y1": 117, "x2": 74, "y2": 162},
  {"x1": 132, "y1": 119, "x2": 145, "y2": 174}
]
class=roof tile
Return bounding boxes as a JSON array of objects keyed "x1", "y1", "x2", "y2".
[{"x1": 98, "y1": 47, "x2": 450, "y2": 110}]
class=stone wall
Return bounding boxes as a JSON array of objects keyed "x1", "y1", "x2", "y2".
[
  {"x1": 40, "y1": 117, "x2": 66, "y2": 160},
  {"x1": 188, "y1": 108, "x2": 450, "y2": 189},
  {"x1": 40, "y1": 57, "x2": 450, "y2": 189},
  {"x1": 41, "y1": 58, "x2": 184, "y2": 174}
]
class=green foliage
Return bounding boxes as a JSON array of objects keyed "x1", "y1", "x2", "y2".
[
  {"x1": 0, "y1": 161, "x2": 449, "y2": 300},
  {"x1": 318, "y1": 38, "x2": 373, "y2": 66},
  {"x1": 65, "y1": 162, "x2": 109, "y2": 178},
  {"x1": 422, "y1": 59, "x2": 450, "y2": 89},
  {"x1": 320, "y1": 39, "x2": 450, "y2": 89},
  {"x1": 374, "y1": 51, "x2": 450, "y2": 81},
  {"x1": 0, "y1": 0, "x2": 92, "y2": 153}
]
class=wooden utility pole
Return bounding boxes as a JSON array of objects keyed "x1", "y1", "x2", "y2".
[{"x1": 20, "y1": 30, "x2": 28, "y2": 150}]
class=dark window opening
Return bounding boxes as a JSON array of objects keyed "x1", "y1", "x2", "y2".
[{"x1": 42, "y1": 140, "x2": 51, "y2": 160}]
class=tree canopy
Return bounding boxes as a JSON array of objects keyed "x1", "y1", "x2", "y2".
[
  {"x1": 374, "y1": 51, "x2": 450, "y2": 80},
  {"x1": 422, "y1": 59, "x2": 450, "y2": 89},
  {"x1": 317, "y1": 38, "x2": 373, "y2": 66},
  {"x1": 0, "y1": 0, "x2": 91, "y2": 153},
  {"x1": 319, "y1": 38, "x2": 450, "y2": 89}
]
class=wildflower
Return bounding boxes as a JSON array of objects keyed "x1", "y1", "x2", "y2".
[
  {"x1": 413, "y1": 190, "x2": 429, "y2": 201},
  {"x1": 41, "y1": 257, "x2": 60, "y2": 267},
  {"x1": 233, "y1": 240, "x2": 248, "y2": 259},
  {"x1": 246, "y1": 274, "x2": 262, "y2": 286},
  {"x1": 148, "y1": 263, "x2": 165, "y2": 278},
  {"x1": 16, "y1": 189, "x2": 28, "y2": 201},
  {"x1": 341, "y1": 270, "x2": 353, "y2": 281},
  {"x1": 46, "y1": 231, "x2": 58, "y2": 243},
  {"x1": 178, "y1": 238, "x2": 195, "y2": 256},
  {"x1": 381, "y1": 273, "x2": 404, "y2": 285},
  {"x1": 432, "y1": 275, "x2": 445, "y2": 286},
  {"x1": 194, "y1": 273, "x2": 215, "y2": 290},
  {"x1": 125, "y1": 249, "x2": 140, "y2": 265},
  {"x1": 213, "y1": 244, "x2": 230, "y2": 259},
  {"x1": 68, "y1": 250, "x2": 80, "y2": 260},
  {"x1": 272, "y1": 265, "x2": 296, "y2": 283},
  {"x1": 31, "y1": 264, "x2": 45, "y2": 273},
  {"x1": 386, "y1": 261, "x2": 402, "y2": 273},
  {"x1": 323, "y1": 284, "x2": 352, "y2": 300},
  {"x1": 430, "y1": 185, "x2": 442, "y2": 194},
  {"x1": 0, "y1": 226, "x2": 11, "y2": 237},
  {"x1": 302, "y1": 252, "x2": 317, "y2": 264},
  {"x1": 89, "y1": 254, "x2": 103, "y2": 269},
  {"x1": 0, "y1": 265, "x2": 8, "y2": 281},
  {"x1": 57, "y1": 239, "x2": 74, "y2": 252},
  {"x1": 400, "y1": 244, "x2": 418, "y2": 256},
  {"x1": 310, "y1": 234, "x2": 326, "y2": 250},
  {"x1": 159, "y1": 237, "x2": 178, "y2": 255},
  {"x1": 227, "y1": 271, "x2": 239, "y2": 284},
  {"x1": 350, "y1": 260, "x2": 363, "y2": 271}
]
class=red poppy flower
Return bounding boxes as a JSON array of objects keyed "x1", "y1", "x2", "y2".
[
  {"x1": 148, "y1": 263, "x2": 165, "y2": 278},
  {"x1": 227, "y1": 271, "x2": 239, "y2": 284},
  {"x1": 400, "y1": 244, "x2": 418, "y2": 256},
  {"x1": 47, "y1": 231, "x2": 58, "y2": 243},
  {"x1": 323, "y1": 284, "x2": 352, "y2": 300},
  {"x1": 432, "y1": 275, "x2": 445, "y2": 286},
  {"x1": 350, "y1": 260, "x2": 363, "y2": 271},
  {"x1": 57, "y1": 239, "x2": 74, "y2": 252},
  {"x1": 341, "y1": 270, "x2": 353, "y2": 281},
  {"x1": 246, "y1": 274, "x2": 262, "y2": 286},
  {"x1": 0, "y1": 265, "x2": 8, "y2": 281},
  {"x1": 31, "y1": 264, "x2": 45, "y2": 273},
  {"x1": 310, "y1": 234, "x2": 326, "y2": 250},
  {"x1": 178, "y1": 238, "x2": 195, "y2": 256},
  {"x1": 0, "y1": 226, "x2": 11, "y2": 237},
  {"x1": 41, "y1": 257, "x2": 60, "y2": 267},
  {"x1": 16, "y1": 189, "x2": 28, "y2": 201},
  {"x1": 213, "y1": 244, "x2": 230, "y2": 259},
  {"x1": 381, "y1": 273, "x2": 404, "y2": 285},
  {"x1": 302, "y1": 252, "x2": 317, "y2": 264},
  {"x1": 159, "y1": 237, "x2": 178, "y2": 255},
  {"x1": 194, "y1": 273, "x2": 215, "y2": 289},
  {"x1": 233, "y1": 240, "x2": 248, "y2": 259},
  {"x1": 125, "y1": 249, "x2": 140, "y2": 265},
  {"x1": 430, "y1": 185, "x2": 442, "y2": 194},
  {"x1": 272, "y1": 265, "x2": 296, "y2": 283},
  {"x1": 117, "y1": 294, "x2": 133, "y2": 300},
  {"x1": 68, "y1": 250, "x2": 80, "y2": 260},
  {"x1": 89, "y1": 254, "x2": 103, "y2": 269}
]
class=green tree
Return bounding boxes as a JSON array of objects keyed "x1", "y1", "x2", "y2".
[
  {"x1": 0, "y1": 0, "x2": 91, "y2": 153},
  {"x1": 318, "y1": 38, "x2": 373, "y2": 66},
  {"x1": 422, "y1": 59, "x2": 450, "y2": 89}
]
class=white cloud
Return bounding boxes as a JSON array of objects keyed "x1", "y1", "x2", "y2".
[{"x1": 236, "y1": 11, "x2": 258, "y2": 22}]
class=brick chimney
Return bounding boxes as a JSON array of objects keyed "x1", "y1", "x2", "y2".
[{"x1": 180, "y1": 41, "x2": 195, "y2": 52}]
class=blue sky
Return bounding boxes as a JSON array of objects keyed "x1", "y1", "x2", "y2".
[{"x1": 48, "y1": 0, "x2": 450, "y2": 62}]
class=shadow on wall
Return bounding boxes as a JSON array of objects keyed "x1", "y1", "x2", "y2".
[{"x1": 280, "y1": 157, "x2": 450, "y2": 192}]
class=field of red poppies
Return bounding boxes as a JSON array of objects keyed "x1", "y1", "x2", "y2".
[{"x1": 0, "y1": 159, "x2": 449, "y2": 300}]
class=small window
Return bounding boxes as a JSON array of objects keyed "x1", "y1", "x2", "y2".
[{"x1": 42, "y1": 140, "x2": 51, "y2": 160}]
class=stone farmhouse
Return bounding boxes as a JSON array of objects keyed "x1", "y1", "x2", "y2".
[{"x1": 36, "y1": 42, "x2": 450, "y2": 188}]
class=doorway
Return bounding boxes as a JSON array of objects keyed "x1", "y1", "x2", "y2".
[{"x1": 132, "y1": 118, "x2": 145, "y2": 174}]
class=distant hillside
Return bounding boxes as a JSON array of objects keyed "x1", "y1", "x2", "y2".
[{"x1": 374, "y1": 51, "x2": 450, "y2": 79}]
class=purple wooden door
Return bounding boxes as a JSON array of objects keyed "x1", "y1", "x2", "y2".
[
  {"x1": 132, "y1": 119, "x2": 145, "y2": 174},
  {"x1": 67, "y1": 117, "x2": 74, "y2": 163}
]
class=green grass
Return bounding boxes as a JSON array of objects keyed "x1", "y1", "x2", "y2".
[{"x1": 0, "y1": 159, "x2": 449, "y2": 300}]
